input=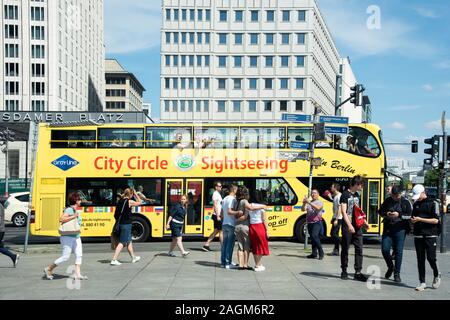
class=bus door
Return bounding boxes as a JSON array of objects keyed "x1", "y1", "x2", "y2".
[
  {"x1": 185, "y1": 179, "x2": 204, "y2": 234},
  {"x1": 164, "y1": 179, "x2": 184, "y2": 236},
  {"x1": 365, "y1": 179, "x2": 381, "y2": 234},
  {"x1": 39, "y1": 194, "x2": 64, "y2": 234}
]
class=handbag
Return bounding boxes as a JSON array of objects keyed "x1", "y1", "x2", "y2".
[
  {"x1": 353, "y1": 204, "x2": 366, "y2": 229},
  {"x1": 58, "y1": 210, "x2": 81, "y2": 236}
]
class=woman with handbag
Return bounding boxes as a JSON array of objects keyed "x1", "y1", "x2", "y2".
[
  {"x1": 111, "y1": 188, "x2": 142, "y2": 266},
  {"x1": 44, "y1": 193, "x2": 86, "y2": 280}
]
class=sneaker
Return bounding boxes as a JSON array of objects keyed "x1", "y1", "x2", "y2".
[
  {"x1": 110, "y1": 260, "x2": 122, "y2": 266},
  {"x1": 43, "y1": 267, "x2": 54, "y2": 280},
  {"x1": 182, "y1": 251, "x2": 190, "y2": 257},
  {"x1": 341, "y1": 271, "x2": 349, "y2": 280},
  {"x1": 318, "y1": 256, "x2": 324, "y2": 260},
  {"x1": 168, "y1": 252, "x2": 176, "y2": 257},
  {"x1": 385, "y1": 268, "x2": 394, "y2": 279},
  {"x1": 13, "y1": 254, "x2": 19, "y2": 268},
  {"x1": 394, "y1": 274, "x2": 402, "y2": 283},
  {"x1": 331, "y1": 250, "x2": 339, "y2": 256},
  {"x1": 306, "y1": 254, "x2": 317, "y2": 259},
  {"x1": 415, "y1": 283, "x2": 427, "y2": 291},
  {"x1": 231, "y1": 262, "x2": 239, "y2": 266},
  {"x1": 131, "y1": 256, "x2": 141, "y2": 264},
  {"x1": 354, "y1": 273, "x2": 368, "y2": 282},
  {"x1": 225, "y1": 265, "x2": 231, "y2": 269},
  {"x1": 254, "y1": 266, "x2": 266, "y2": 272},
  {"x1": 202, "y1": 246, "x2": 211, "y2": 252},
  {"x1": 432, "y1": 274, "x2": 441, "y2": 289}
]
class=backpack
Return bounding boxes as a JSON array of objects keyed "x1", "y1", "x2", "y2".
[
  {"x1": 353, "y1": 204, "x2": 366, "y2": 229},
  {"x1": 114, "y1": 199, "x2": 128, "y2": 220}
]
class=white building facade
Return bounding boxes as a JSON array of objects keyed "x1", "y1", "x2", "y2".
[
  {"x1": 160, "y1": 0, "x2": 341, "y2": 122},
  {"x1": 0, "y1": 0, "x2": 105, "y2": 182}
]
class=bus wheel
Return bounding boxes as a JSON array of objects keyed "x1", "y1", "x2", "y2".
[
  {"x1": 294, "y1": 217, "x2": 307, "y2": 243},
  {"x1": 131, "y1": 216, "x2": 150, "y2": 242}
]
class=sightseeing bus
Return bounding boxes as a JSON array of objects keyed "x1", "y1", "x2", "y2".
[{"x1": 30, "y1": 122, "x2": 387, "y2": 242}]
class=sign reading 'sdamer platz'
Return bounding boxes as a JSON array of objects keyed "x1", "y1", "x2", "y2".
[{"x1": 0, "y1": 112, "x2": 145, "y2": 124}]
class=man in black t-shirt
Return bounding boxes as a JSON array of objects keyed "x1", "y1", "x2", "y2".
[{"x1": 339, "y1": 175, "x2": 370, "y2": 282}]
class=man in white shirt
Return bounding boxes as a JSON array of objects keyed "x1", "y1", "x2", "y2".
[
  {"x1": 203, "y1": 181, "x2": 223, "y2": 251},
  {"x1": 330, "y1": 183, "x2": 342, "y2": 256}
]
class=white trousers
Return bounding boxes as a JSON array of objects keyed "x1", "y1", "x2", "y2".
[{"x1": 54, "y1": 236, "x2": 83, "y2": 266}]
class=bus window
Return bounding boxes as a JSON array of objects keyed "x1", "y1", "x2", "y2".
[
  {"x1": 51, "y1": 130, "x2": 96, "y2": 149},
  {"x1": 240, "y1": 127, "x2": 286, "y2": 149},
  {"x1": 287, "y1": 127, "x2": 311, "y2": 148},
  {"x1": 146, "y1": 127, "x2": 192, "y2": 149},
  {"x1": 98, "y1": 128, "x2": 144, "y2": 148},
  {"x1": 298, "y1": 177, "x2": 351, "y2": 203},
  {"x1": 117, "y1": 179, "x2": 163, "y2": 206},
  {"x1": 194, "y1": 127, "x2": 238, "y2": 149},
  {"x1": 67, "y1": 179, "x2": 114, "y2": 207},
  {"x1": 254, "y1": 179, "x2": 296, "y2": 205},
  {"x1": 338, "y1": 127, "x2": 381, "y2": 157}
]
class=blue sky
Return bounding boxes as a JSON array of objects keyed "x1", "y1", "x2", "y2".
[{"x1": 104, "y1": 0, "x2": 450, "y2": 163}]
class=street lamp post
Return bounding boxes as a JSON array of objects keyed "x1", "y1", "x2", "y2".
[{"x1": 440, "y1": 112, "x2": 447, "y2": 254}]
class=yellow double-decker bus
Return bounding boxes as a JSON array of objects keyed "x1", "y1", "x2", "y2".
[{"x1": 30, "y1": 122, "x2": 387, "y2": 242}]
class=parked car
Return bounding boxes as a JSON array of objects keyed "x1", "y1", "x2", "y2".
[{"x1": 4, "y1": 192, "x2": 30, "y2": 227}]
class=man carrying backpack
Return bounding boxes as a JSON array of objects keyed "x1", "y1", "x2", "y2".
[
  {"x1": 411, "y1": 184, "x2": 442, "y2": 291},
  {"x1": 378, "y1": 185, "x2": 411, "y2": 283}
]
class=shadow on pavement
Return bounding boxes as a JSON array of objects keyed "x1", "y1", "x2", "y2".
[
  {"x1": 277, "y1": 254, "x2": 307, "y2": 259},
  {"x1": 194, "y1": 261, "x2": 222, "y2": 268},
  {"x1": 41, "y1": 274, "x2": 70, "y2": 280},
  {"x1": 378, "y1": 280, "x2": 416, "y2": 289},
  {"x1": 300, "y1": 271, "x2": 341, "y2": 280}
]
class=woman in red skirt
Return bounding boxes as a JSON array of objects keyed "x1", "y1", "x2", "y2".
[{"x1": 249, "y1": 207, "x2": 269, "y2": 272}]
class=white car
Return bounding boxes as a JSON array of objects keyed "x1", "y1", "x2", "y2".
[{"x1": 4, "y1": 192, "x2": 30, "y2": 227}]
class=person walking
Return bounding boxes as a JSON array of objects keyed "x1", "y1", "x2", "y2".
[
  {"x1": 110, "y1": 188, "x2": 142, "y2": 266},
  {"x1": 203, "y1": 181, "x2": 223, "y2": 251},
  {"x1": 330, "y1": 183, "x2": 342, "y2": 256},
  {"x1": 221, "y1": 184, "x2": 239, "y2": 269},
  {"x1": 410, "y1": 184, "x2": 441, "y2": 291},
  {"x1": 340, "y1": 175, "x2": 370, "y2": 282},
  {"x1": 249, "y1": 206, "x2": 270, "y2": 272},
  {"x1": 234, "y1": 186, "x2": 267, "y2": 270},
  {"x1": 166, "y1": 195, "x2": 190, "y2": 257},
  {"x1": 378, "y1": 185, "x2": 412, "y2": 283},
  {"x1": 44, "y1": 193, "x2": 85, "y2": 280},
  {"x1": 302, "y1": 189, "x2": 325, "y2": 260},
  {"x1": 0, "y1": 203, "x2": 19, "y2": 267}
]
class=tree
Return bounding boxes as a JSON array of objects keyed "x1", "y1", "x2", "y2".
[{"x1": 425, "y1": 169, "x2": 440, "y2": 187}]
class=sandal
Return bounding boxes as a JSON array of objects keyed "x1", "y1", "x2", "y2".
[{"x1": 43, "y1": 267, "x2": 54, "y2": 280}]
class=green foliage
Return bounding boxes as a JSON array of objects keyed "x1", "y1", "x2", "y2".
[{"x1": 425, "y1": 169, "x2": 440, "y2": 187}]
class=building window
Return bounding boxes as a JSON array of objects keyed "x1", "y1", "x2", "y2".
[
  {"x1": 264, "y1": 101, "x2": 272, "y2": 111},
  {"x1": 197, "y1": 55, "x2": 202, "y2": 67},
  {"x1": 180, "y1": 100, "x2": 186, "y2": 112},
  {"x1": 265, "y1": 56, "x2": 273, "y2": 67},
  {"x1": 233, "y1": 79, "x2": 242, "y2": 90},
  {"x1": 205, "y1": 56, "x2": 210, "y2": 66},
  {"x1": 296, "y1": 78, "x2": 305, "y2": 89},
  {"x1": 164, "y1": 100, "x2": 170, "y2": 112},
  {"x1": 173, "y1": 78, "x2": 178, "y2": 89},
  {"x1": 8, "y1": 150, "x2": 19, "y2": 179},
  {"x1": 281, "y1": 33, "x2": 290, "y2": 45},
  {"x1": 234, "y1": 33, "x2": 243, "y2": 45},
  {"x1": 296, "y1": 55, "x2": 305, "y2": 67},
  {"x1": 5, "y1": 100, "x2": 19, "y2": 111},
  {"x1": 189, "y1": 9, "x2": 195, "y2": 21},
  {"x1": 198, "y1": 9, "x2": 203, "y2": 21},
  {"x1": 218, "y1": 79, "x2": 226, "y2": 90},
  {"x1": 188, "y1": 100, "x2": 194, "y2": 112},
  {"x1": 233, "y1": 101, "x2": 241, "y2": 112},
  {"x1": 182, "y1": 9, "x2": 187, "y2": 21},
  {"x1": 205, "y1": 9, "x2": 211, "y2": 21},
  {"x1": 204, "y1": 78, "x2": 210, "y2": 89},
  {"x1": 219, "y1": 10, "x2": 228, "y2": 22},
  {"x1": 165, "y1": 55, "x2": 171, "y2": 66},
  {"x1": 218, "y1": 101, "x2": 226, "y2": 112},
  {"x1": 297, "y1": 33, "x2": 306, "y2": 44},
  {"x1": 281, "y1": 56, "x2": 289, "y2": 67},
  {"x1": 234, "y1": 56, "x2": 242, "y2": 68},
  {"x1": 174, "y1": 33, "x2": 179, "y2": 43},
  {"x1": 235, "y1": 10, "x2": 243, "y2": 22},
  {"x1": 180, "y1": 78, "x2": 186, "y2": 89},
  {"x1": 165, "y1": 32, "x2": 171, "y2": 44},
  {"x1": 280, "y1": 79, "x2": 289, "y2": 90},
  {"x1": 5, "y1": 62, "x2": 19, "y2": 77},
  {"x1": 189, "y1": 33, "x2": 195, "y2": 44},
  {"x1": 5, "y1": 81, "x2": 19, "y2": 95},
  {"x1": 181, "y1": 55, "x2": 186, "y2": 66},
  {"x1": 197, "y1": 32, "x2": 203, "y2": 43},
  {"x1": 249, "y1": 56, "x2": 258, "y2": 67},
  {"x1": 205, "y1": 33, "x2": 210, "y2": 44},
  {"x1": 31, "y1": 63, "x2": 45, "y2": 77},
  {"x1": 5, "y1": 44, "x2": 19, "y2": 58},
  {"x1": 218, "y1": 56, "x2": 227, "y2": 67},
  {"x1": 266, "y1": 10, "x2": 275, "y2": 22},
  {"x1": 250, "y1": 33, "x2": 259, "y2": 45},
  {"x1": 165, "y1": 78, "x2": 170, "y2": 89},
  {"x1": 188, "y1": 78, "x2": 194, "y2": 89},
  {"x1": 280, "y1": 101, "x2": 288, "y2": 111},
  {"x1": 196, "y1": 100, "x2": 202, "y2": 112},
  {"x1": 249, "y1": 79, "x2": 258, "y2": 90},
  {"x1": 251, "y1": 10, "x2": 259, "y2": 22},
  {"x1": 265, "y1": 79, "x2": 273, "y2": 89},
  {"x1": 174, "y1": 9, "x2": 179, "y2": 20},
  {"x1": 298, "y1": 10, "x2": 306, "y2": 21},
  {"x1": 282, "y1": 10, "x2": 290, "y2": 22},
  {"x1": 189, "y1": 55, "x2": 194, "y2": 66},
  {"x1": 32, "y1": 100, "x2": 45, "y2": 112},
  {"x1": 31, "y1": 6, "x2": 44, "y2": 21},
  {"x1": 248, "y1": 101, "x2": 257, "y2": 112},
  {"x1": 265, "y1": 33, "x2": 274, "y2": 45},
  {"x1": 173, "y1": 55, "x2": 179, "y2": 66},
  {"x1": 5, "y1": 5, "x2": 19, "y2": 20},
  {"x1": 165, "y1": 9, "x2": 171, "y2": 20},
  {"x1": 173, "y1": 101, "x2": 178, "y2": 112},
  {"x1": 181, "y1": 32, "x2": 187, "y2": 44},
  {"x1": 296, "y1": 100, "x2": 304, "y2": 111},
  {"x1": 5, "y1": 25, "x2": 19, "y2": 39},
  {"x1": 204, "y1": 100, "x2": 209, "y2": 112},
  {"x1": 219, "y1": 33, "x2": 227, "y2": 45}
]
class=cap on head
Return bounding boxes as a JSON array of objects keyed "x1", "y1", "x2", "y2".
[
  {"x1": 412, "y1": 184, "x2": 425, "y2": 201},
  {"x1": 391, "y1": 185, "x2": 403, "y2": 196}
]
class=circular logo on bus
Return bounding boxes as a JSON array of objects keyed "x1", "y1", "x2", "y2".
[{"x1": 175, "y1": 155, "x2": 196, "y2": 171}]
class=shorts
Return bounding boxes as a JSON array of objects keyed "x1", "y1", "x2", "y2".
[
  {"x1": 119, "y1": 224, "x2": 132, "y2": 245},
  {"x1": 235, "y1": 224, "x2": 251, "y2": 252},
  {"x1": 212, "y1": 214, "x2": 222, "y2": 231},
  {"x1": 170, "y1": 221, "x2": 184, "y2": 238}
]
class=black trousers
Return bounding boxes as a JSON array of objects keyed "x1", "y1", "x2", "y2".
[
  {"x1": 308, "y1": 222, "x2": 324, "y2": 258},
  {"x1": 330, "y1": 219, "x2": 342, "y2": 251},
  {"x1": 341, "y1": 224, "x2": 363, "y2": 273},
  {"x1": 414, "y1": 237, "x2": 439, "y2": 283}
]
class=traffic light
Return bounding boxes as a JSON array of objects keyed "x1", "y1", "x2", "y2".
[
  {"x1": 424, "y1": 136, "x2": 440, "y2": 168},
  {"x1": 350, "y1": 84, "x2": 365, "y2": 107},
  {"x1": 412, "y1": 140, "x2": 418, "y2": 153}
]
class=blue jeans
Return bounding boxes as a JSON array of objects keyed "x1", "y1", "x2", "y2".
[
  {"x1": 221, "y1": 224, "x2": 236, "y2": 266},
  {"x1": 382, "y1": 229, "x2": 406, "y2": 275}
]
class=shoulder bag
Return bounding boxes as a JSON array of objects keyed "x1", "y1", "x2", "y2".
[{"x1": 58, "y1": 208, "x2": 81, "y2": 236}]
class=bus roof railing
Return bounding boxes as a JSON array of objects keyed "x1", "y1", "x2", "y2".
[{"x1": 47, "y1": 120, "x2": 102, "y2": 128}]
